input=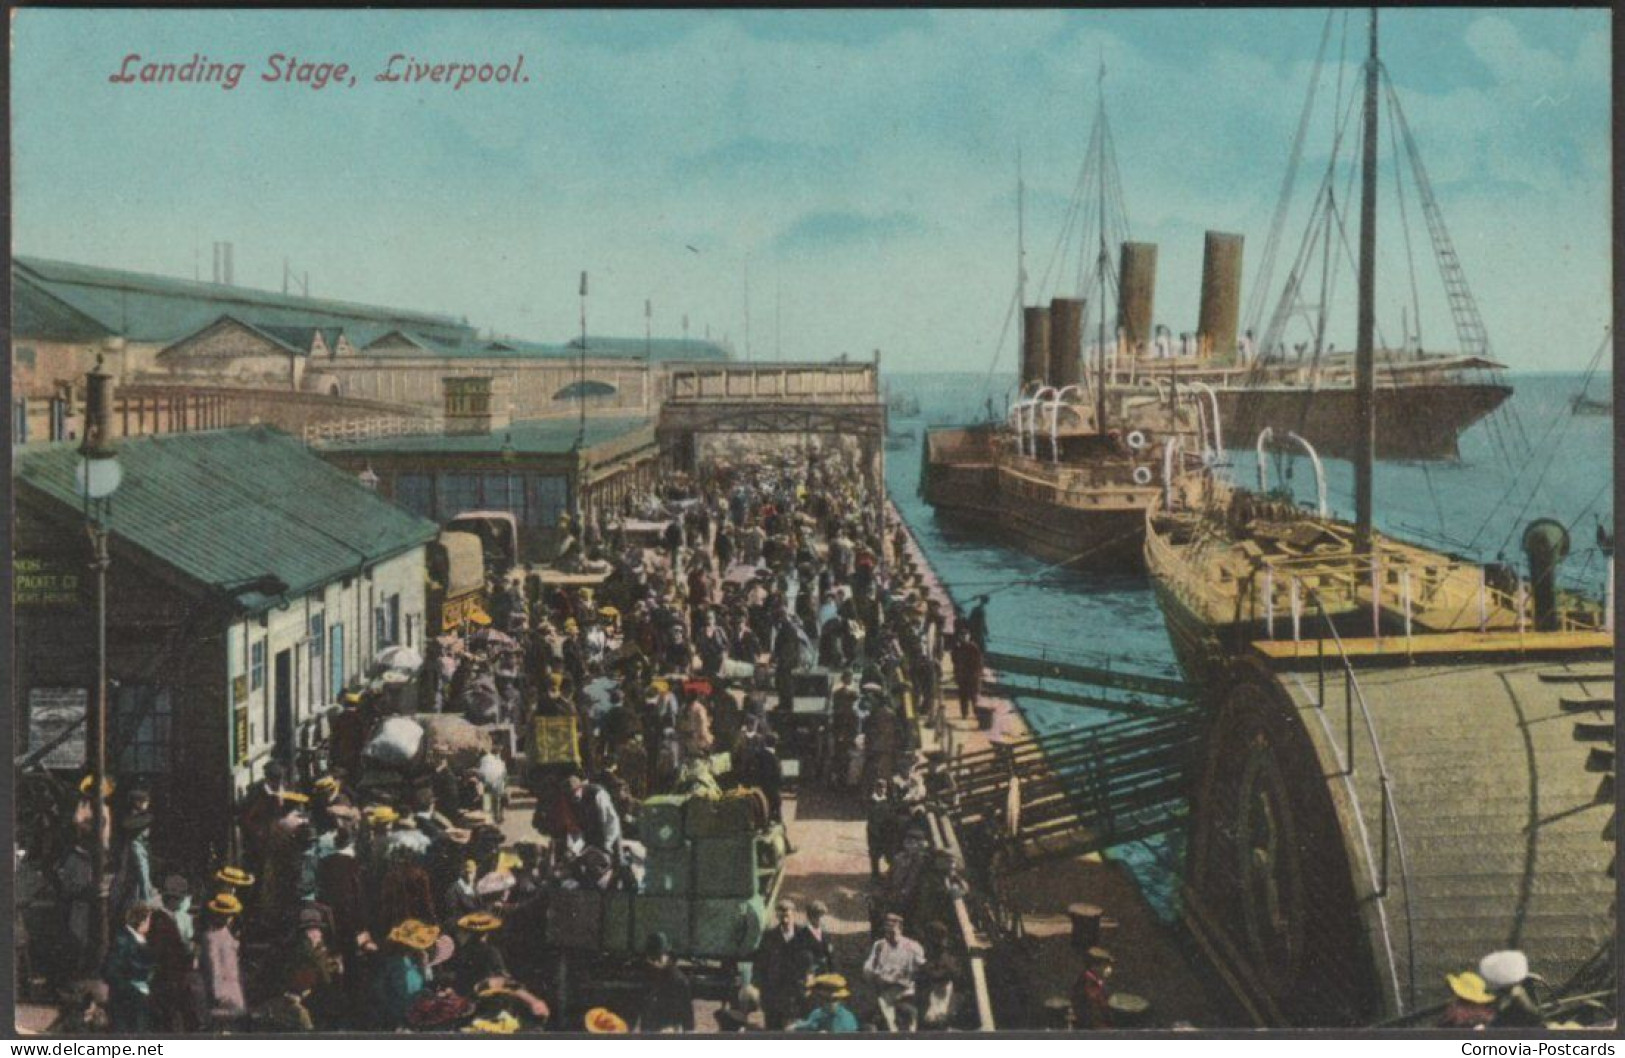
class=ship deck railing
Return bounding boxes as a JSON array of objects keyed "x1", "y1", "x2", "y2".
[
  {"x1": 1295, "y1": 588, "x2": 1422, "y2": 1018},
  {"x1": 1149, "y1": 511, "x2": 1610, "y2": 654}
]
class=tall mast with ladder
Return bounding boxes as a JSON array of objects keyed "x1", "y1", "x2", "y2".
[{"x1": 1354, "y1": 8, "x2": 1379, "y2": 548}]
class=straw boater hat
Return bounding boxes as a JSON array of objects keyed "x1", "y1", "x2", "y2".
[
  {"x1": 1086, "y1": 946, "x2": 1115, "y2": 966},
  {"x1": 313, "y1": 776, "x2": 340, "y2": 795},
  {"x1": 79, "y1": 775, "x2": 115, "y2": 796},
  {"x1": 388, "y1": 920, "x2": 441, "y2": 951},
  {"x1": 584, "y1": 1007, "x2": 629, "y2": 1034},
  {"x1": 807, "y1": 974, "x2": 851, "y2": 999},
  {"x1": 1446, "y1": 971, "x2": 1495, "y2": 1006},
  {"x1": 206, "y1": 893, "x2": 243, "y2": 917},
  {"x1": 458, "y1": 912, "x2": 503, "y2": 933},
  {"x1": 364, "y1": 805, "x2": 399, "y2": 826},
  {"x1": 277, "y1": 790, "x2": 311, "y2": 805},
  {"x1": 463, "y1": 1011, "x2": 521, "y2": 1035},
  {"x1": 215, "y1": 866, "x2": 255, "y2": 888}
]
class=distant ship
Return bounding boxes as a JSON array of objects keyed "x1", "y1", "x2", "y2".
[{"x1": 1144, "y1": 12, "x2": 1614, "y2": 1027}]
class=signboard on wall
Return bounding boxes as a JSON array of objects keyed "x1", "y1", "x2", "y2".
[
  {"x1": 27, "y1": 687, "x2": 87, "y2": 770},
  {"x1": 232, "y1": 675, "x2": 249, "y2": 766},
  {"x1": 15, "y1": 556, "x2": 81, "y2": 607}
]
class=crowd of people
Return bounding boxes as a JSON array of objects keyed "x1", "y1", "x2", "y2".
[{"x1": 25, "y1": 440, "x2": 1000, "y2": 1035}]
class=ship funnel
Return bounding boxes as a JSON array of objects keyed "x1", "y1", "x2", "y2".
[
  {"x1": 1522, "y1": 518, "x2": 1571, "y2": 632},
  {"x1": 1021, "y1": 306, "x2": 1052, "y2": 388},
  {"x1": 1198, "y1": 231, "x2": 1244, "y2": 359},
  {"x1": 1048, "y1": 297, "x2": 1084, "y2": 388},
  {"x1": 1117, "y1": 242, "x2": 1158, "y2": 354}
]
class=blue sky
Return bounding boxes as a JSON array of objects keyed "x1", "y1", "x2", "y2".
[{"x1": 11, "y1": 8, "x2": 1611, "y2": 371}]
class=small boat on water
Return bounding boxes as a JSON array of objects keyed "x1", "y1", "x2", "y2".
[
  {"x1": 1144, "y1": 11, "x2": 1614, "y2": 1028},
  {"x1": 1570, "y1": 392, "x2": 1610, "y2": 416}
]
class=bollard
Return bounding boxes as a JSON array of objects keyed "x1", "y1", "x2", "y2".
[{"x1": 1067, "y1": 902, "x2": 1105, "y2": 951}]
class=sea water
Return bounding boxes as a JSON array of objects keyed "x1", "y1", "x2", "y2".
[{"x1": 884, "y1": 370, "x2": 1613, "y2": 921}]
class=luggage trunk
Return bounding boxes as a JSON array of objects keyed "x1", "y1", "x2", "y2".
[{"x1": 640, "y1": 795, "x2": 688, "y2": 850}]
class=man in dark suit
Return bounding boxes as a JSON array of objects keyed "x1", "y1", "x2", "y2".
[
  {"x1": 753, "y1": 898, "x2": 815, "y2": 1030},
  {"x1": 803, "y1": 900, "x2": 836, "y2": 975},
  {"x1": 316, "y1": 829, "x2": 367, "y2": 966}
]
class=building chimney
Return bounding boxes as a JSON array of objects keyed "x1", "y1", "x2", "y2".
[
  {"x1": 1117, "y1": 242, "x2": 1158, "y2": 352},
  {"x1": 1048, "y1": 298, "x2": 1083, "y2": 388},
  {"x1": 443, "y1": 376, "x2": 512, "y2": 436},
  {"x1": 1020, "y1": 306, "x2": 1051, "y2": 388},
  {"x1": 1197, "y1": 231, "x2": 1244, "y2": 359}
]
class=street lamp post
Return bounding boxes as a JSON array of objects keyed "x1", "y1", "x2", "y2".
[{"x1": 76, "y1": 353, "x2": 122, "y2": 965}]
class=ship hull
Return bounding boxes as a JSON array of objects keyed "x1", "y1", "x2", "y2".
[
  {"x1": 921, "y1": 427, "x2": 1153, "y2": 572},
  {"x1": 1210, "y1": 382, "x2": 1509, "y2": 461}
]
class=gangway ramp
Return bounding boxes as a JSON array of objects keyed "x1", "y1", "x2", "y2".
[{"x1": 936, "y1": 647, "x2": 1204, "y2": 867}]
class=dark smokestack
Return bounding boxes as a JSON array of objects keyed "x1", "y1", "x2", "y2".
[
  {"x1": 1198, "y1": 231, "x2": 1244, "y2": 359},
  {"x1": 1117, "y1": 242, "x2": 1158, "y2": 352},
  {"x1": 1048, "y1": 297, "x2": 1083, "y2": 388},
  {"x1": 1021, "y1": 306, "x2": 1051, "y2": 388}
]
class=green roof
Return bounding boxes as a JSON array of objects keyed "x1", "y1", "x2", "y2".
[
  {"x1": 319, "y1": 416, "x2": 652, "y2": 456},
  {"x1": 13, "y1": 256, "x2": 475, "y2": 346},
  {"x1": 15, "y1": 426, "x2": 438, "y2": 613}
]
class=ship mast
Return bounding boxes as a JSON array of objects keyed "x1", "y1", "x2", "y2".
[
  {"x1": 1095, "y1": 61, "x2": 1109, "y2": 432},
  {"x1": 1017, "y1": 146, "x2": 1027, "y2": 387},
  {"x1": 1354, "y1": 8, "x2": 1379, "y2": 549}
]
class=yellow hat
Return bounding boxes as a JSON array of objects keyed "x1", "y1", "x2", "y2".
[
  {"x1": 79, "y1": 775, "x2": 115, "y2": 796},
  {"x1": 807, "y1": 974, "x2": 851, "y2": 999},
  {"x1": 469, "y1": 609, "x2": 492, "y2": 627},
  {"x1": 579, "y1": 588, "x2": 595, "y2": 600},
  {"x1": 388, "y1": 919, "x2": 441, "y2": 951},
  {"x1": 277, "y1": 790, "x2": 311, "y2": 804},
  {"x1": 652, "y1": 680, "x2": 671, "y2": 694},
  {"x1": 313, "y1": 776, "x2": 339, "y2": 793},
  {"x1": 463, "y1": 1012, "x2": 521, "y2": 1035},
  {"x1": 584, "y1": 1007, "x2": 628, "y2": 1034},
  {"x1": 1446, "y1": 971, "x2": 1494, "y2": 1006},
  {"x1": 564, "y1": 619, "x2": 579, "y2": 632},
  {"x1": 341, "y1": 691, "x2": 365, "y2": 705},
  {"x1": 598, "y1": 606, "x2": 620, "y2": 618},
  {"x1": 215, "y1": 866, "x2": 255, "y2": 888},
  {"x1": 207, "y1": 893, "x2": 243, "y2": 916},
  {"x1": 549, "y1": 673, "x2": 566, "y2": 689},
  {"x1": 497, "y1": 850, "x2": 523, "y2": 872},
  {"x1": 364, "y1": 805, "x2": 399, "y2": 825},
  {"x1": 457, "y1": 912, "x2": 503, "y2": 933}
]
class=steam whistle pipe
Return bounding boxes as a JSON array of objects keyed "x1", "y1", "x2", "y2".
[
  {"x1": 1030, "y1": 387, "x2": 1057, "y2": 457},
  {"x1": 1255, "y1": 427, "x2": 1329, "y2": 517},
  {"x1": 1284, "y1": 431, "x2": 1329, "y2": 518},
  {"x1": 1049, "y1": 384, "x2": 1083, "y2": 463},
  {"x1": 1162, "y1": 437, "x2": 1181, "y2": 511},
  {"x1": 1256, "y1": 426, "x2": 1274, "y2": 491},
  {"x1": 1188, "y1": 380, "x2": 1224, "y2": 455}
]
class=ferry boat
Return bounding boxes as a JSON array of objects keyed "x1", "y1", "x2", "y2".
[{"x1": 1142, "y1": 12, "x2": 1615, "y2": 1027}]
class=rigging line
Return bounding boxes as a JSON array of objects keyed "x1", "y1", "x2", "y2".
[
  {"x1": 1465, "y1": 326, "x2": 1613, "y2": 549},
  {"x1": 1566, "y1": 478, "x2": 1613, "y2": 536},
  {"x1": 978, "y1": 279, "x2": 1024, "y2": 399},
  {"x1": 1246, "y1": 9, "x2": 1336, "y2": 337},
  {"x1": 1384, "y1": 78, "x2": 1425, "y2": 355}
]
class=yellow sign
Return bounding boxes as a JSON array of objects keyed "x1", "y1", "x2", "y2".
[{"x1": 15, "y1": 556, "x2": 81, "y2": 607}]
